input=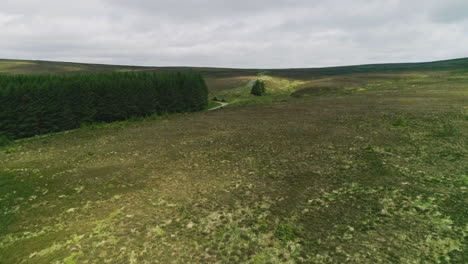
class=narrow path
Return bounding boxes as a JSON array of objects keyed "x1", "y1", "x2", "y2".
[
  {"x1": 208, "y1": 101, "x2": 229, "y2": 111},
  {"x1": 246, "y1": 79, "x2": 256, "y2": 89},
  {"x1": 209, "y1": 79, "x2": 256, "y2": 111}
]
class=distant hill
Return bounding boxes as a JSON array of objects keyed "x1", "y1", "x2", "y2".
[
  {"x1": 0, "y1": 58, "x2": 468, "y2": 76},
  {"x1": 0, "y1": 59, "x2": 257, "y2": 77},
  {"x1": 269, "y1": 57, "x2": 468, "y2": 78},
  {"x1": 1, "y1": 57, "x2": 467, "y2": 78}
]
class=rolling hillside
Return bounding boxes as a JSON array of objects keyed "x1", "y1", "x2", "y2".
[
  {"x1": 1, "y1": 57, "x2": 468, "y2": 76},
  {"x1": 0, "y1": 57, "x2": 467, "y2": 263},
  {"x1": 2, "y1": 57, "x2": 467, "y2": 94}
]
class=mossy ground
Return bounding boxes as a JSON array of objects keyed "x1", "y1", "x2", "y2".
[{"x1": 1, "y1": 69, "x2": 467, "y2": 263}]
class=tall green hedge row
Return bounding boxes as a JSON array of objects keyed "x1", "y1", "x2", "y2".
[{"x1": 0, "y1": 72, "x2": 208, "y2": 139}]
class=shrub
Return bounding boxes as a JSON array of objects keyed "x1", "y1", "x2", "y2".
[
  {"x1": 433, "y1": 123, "x2": 458, "y2": 138},
  {"x1": 392, "y1": 116, "x2": 408, "y2": 127},
  {"x1": 251, "y1": 80, "x2": 266, "y2": 96},
  {"x1": 0, "y1": 136, "x2": 12, "y2": 147}
]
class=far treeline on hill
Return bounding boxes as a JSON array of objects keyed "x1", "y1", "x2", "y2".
[{"x1": 0, "y1": 72, "x2": 208, "y2": 139}]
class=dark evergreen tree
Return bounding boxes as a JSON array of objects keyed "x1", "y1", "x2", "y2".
[
  {"x1": 0, "y1": 72, "x2": 208, "y2": 139},
  {"x1": 251, "y1": 80, "x2": 266, "y2": 96}
]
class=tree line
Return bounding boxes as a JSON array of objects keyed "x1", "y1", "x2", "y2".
[{"x1": 0, "y1": 72, "x2": 208, "y2": 139}]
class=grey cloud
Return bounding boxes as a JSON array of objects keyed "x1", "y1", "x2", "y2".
[
  {"x1": 431, "y1": 0, "x2": 468, "y2": 23},
  {"x1": 0, "y1": 0, "x2": 466, "y2": 68}
]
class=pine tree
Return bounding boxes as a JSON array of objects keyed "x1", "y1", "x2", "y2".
[
  {"x1": 251, "y1": 80, "x2": 266, "y2": 96},
  {"x1": 0, "y1": 72, "x2": 208, "y2": 139}
]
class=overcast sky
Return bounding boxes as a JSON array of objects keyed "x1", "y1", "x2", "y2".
[{"x1": 1, "y1": 0, "x2": 467, "y2": 68}]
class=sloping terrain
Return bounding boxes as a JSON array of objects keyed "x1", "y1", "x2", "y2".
[
  {"x1": 0, "y1": 59, "x2": 467, "y2": 263},
  {"x1": 1, "y1": 57, "x2": 467, "y2": 87}
]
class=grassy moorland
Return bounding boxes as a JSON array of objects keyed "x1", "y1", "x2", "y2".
[{"x1": 0, "y1": 58, "x2": 467, "y2": 263}]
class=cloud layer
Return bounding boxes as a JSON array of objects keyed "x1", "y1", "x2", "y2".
[{"x1": 1, "y1": 0, "x2": 467, "y2": 68}]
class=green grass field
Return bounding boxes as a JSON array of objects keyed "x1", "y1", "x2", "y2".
[{"x1": 0, "y1": 58, "x2": 467, "y2": 263}]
